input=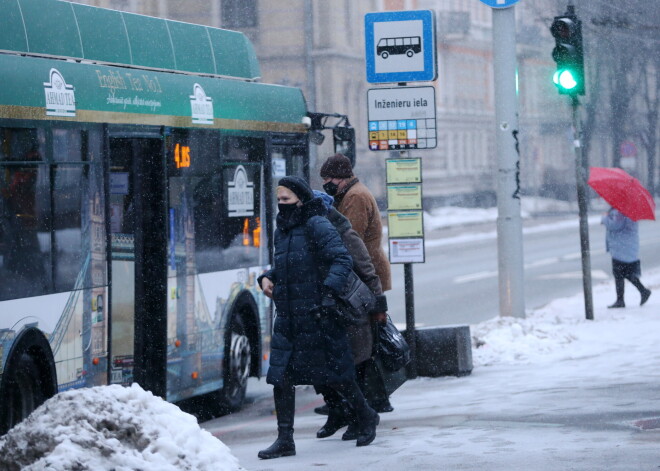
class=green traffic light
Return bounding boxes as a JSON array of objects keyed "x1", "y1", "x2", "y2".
[
  {"x1": 558, "y1": 69, "x2": 577, "y2": 90},
  {"x1": 553, "y1": 69, "x2": 578, "y2": 91}
]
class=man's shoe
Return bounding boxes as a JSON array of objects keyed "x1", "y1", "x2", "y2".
[
  {"x1": 341, "y1": 422, "x2": 359, "y2": 441},
  {"x1": 314, "y1": 404, "x2": 329, "y2": 415},
  {"x1": 641, "y1": 289, "x2": 651, "y2": 306},
  {"x1": 316, "y1": 405, "x2": 351, "y2": 438},
  {"x1": 608, "y1": 300, "x2": 625, "y2": 308}
]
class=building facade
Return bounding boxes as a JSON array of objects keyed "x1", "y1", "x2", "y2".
[{"x1": 67, "y1": 0, "x2": 657, "y2": 204}]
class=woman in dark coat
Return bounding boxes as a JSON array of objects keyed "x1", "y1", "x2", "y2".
[{"x1": 257, "y1": 176, "x2": 380, "y2": 460}]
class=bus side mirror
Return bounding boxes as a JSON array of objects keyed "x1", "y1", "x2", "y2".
[{"x1": 333, "y1": 126, "x2": 355, "y2": 167}]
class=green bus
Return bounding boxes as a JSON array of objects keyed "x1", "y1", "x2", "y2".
[{"x1": 0, "y1": 0, "x2": 311, "y2": 434}]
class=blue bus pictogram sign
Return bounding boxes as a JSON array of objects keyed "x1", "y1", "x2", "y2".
[{"x1": 365, "y1": 10, "x2": 437, "y2": 83}]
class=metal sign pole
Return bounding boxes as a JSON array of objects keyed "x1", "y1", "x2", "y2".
[
  {"x1": 403, "y1": 261, "x2": 417, "y2": 378},
  {"x1": 492, "y1": 6, "x2": 525, "y2": 318},
  {"x1": 572, "y1": 96, "x2": 594, "y2": 320}
]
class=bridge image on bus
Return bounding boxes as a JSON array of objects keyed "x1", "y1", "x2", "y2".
[
  {"x1": 377, "y1": 36, "x2": 422, "y2": 59},
  {"x1": 0, "y1": 0, "x2": 313, "y2": 435}
]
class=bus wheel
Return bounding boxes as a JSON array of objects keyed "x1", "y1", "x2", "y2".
[
  {"x1": 380, "y1": 51, "x2": 389, "y2": 59},
  {"x1": 220, "y1": 315, "x2": 251, "y2": 412},
  {"x1": 0, "y1": 353, "x2": 48, "y2": 435},
  {"x1": 406, "y1": 49, "x2": 414, "y2": 57}
]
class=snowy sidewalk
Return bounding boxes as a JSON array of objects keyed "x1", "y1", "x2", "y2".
[{"x1": 205, "y1": 268, "x2": 660, "y2": 471}]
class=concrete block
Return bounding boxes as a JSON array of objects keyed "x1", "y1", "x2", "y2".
[{"x1": 404, "y1": 325, "x2": 472, "y2": 377}]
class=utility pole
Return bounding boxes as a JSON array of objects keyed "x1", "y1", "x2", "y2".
[{"x1": 492, "y1": 6, "x2": 526, "y2": 318}]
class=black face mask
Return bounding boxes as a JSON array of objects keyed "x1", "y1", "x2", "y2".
[
  {"x1": 323, "y1": 181, "x2": 339, "y2": 196},
  {"x1": 278, "y1": 203, "x2": 298, "y2": 216}
]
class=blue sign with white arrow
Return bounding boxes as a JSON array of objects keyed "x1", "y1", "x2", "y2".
[
  {"x1": 478, "y1": 0, "x2": 520, "y2": 8},
  {"x1": 365, "y1": 10, "x2": 437, "y2": 84}
]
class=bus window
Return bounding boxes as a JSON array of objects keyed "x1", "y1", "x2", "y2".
[
  {"x1": 0, "y1": 128, "x2": 51, "y2": 300},
  {"x1": 170, "y1": 163, "x2": 264, "y2": 274},
  {"x1": 167, "y1": 134, "x2": 267, "y2": 275}
]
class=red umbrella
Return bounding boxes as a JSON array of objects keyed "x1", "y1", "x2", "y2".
[{"x1": 587, "y1": 167, "x2": 656, "y2": 221}]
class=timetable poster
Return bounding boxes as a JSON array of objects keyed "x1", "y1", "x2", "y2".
[
  {"x1": 387, "y1": 184, "x2": 422, "y2": 210},
  {"x1": 387, "y1": 211, "x2": 424, "y2": 238},
  {"x1": 386, "y1": 158, "x2": 422, "y2": 184}
]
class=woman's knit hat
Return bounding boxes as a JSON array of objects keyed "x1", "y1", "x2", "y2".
[{"x1": 278, "y1": 176, "x2": 314, "y2": 203}]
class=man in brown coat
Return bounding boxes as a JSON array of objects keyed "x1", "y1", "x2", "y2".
[{"x1": 320, "y1": 153, "x2": 392, "y2": 292}]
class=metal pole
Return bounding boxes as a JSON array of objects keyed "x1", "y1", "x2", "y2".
[
  {"x1": 304, "y1": 0, "x2": 318, "y2": 169},
  {"x1": 403, "y1": 262, "x2": 417, "y2": 379},
  {"x1": 572, "y1": 96, "x2": 594, "y2": 320},
  {"x1": 395, "y1": 147, "x2": 417, "y2": 379},
  {"x1": 492, "y1": 7, "x2": 525, "y2": 318}
]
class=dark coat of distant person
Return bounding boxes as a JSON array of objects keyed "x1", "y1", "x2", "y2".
[{"x1": 325, "y1": 204, "x2": 382, "y2": 363}]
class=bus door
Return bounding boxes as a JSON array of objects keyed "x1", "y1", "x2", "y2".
[{"x1": 108, "y1": 135, "x2": 167, "y2": 398}]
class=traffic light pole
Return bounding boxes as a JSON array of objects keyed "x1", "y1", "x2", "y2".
[
  {"x1": 571, "y1": 96, "x2": 594, "y2": 320},
  {"x1": 493, "y1": 7, "x2": 525, "y2": 318}
]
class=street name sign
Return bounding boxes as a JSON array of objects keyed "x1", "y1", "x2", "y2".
[
  {"x1": 365, "y1": 10, "x2": 437, "y2": 83},
  {"x1": 367, "y1": 86, "x2": 436, "y2": 151}
]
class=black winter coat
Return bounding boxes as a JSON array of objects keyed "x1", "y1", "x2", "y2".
[{"x1": 260, "y1": 197, "x2": 355, "y2": 387}]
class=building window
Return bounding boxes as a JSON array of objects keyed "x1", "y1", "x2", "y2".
[{"x1": 221, "y1": 0, "x2": 258, "y2": 28}]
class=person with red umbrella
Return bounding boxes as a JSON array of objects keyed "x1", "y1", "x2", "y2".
[
  {"x1": 602, "y1": 208, "x2": 652, "y2": 308},
  {"x1": 588, "y1": 167, "x2": 654, "y2": 308}
]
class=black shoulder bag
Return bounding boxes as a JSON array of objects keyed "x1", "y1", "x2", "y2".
[{"x1": 305, "y1": 224, "x2": 376, "y2": 326}]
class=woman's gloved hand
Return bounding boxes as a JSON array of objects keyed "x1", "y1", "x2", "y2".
[{"x1": 320, "y1": 287, "x2": 338, "y2": 314}]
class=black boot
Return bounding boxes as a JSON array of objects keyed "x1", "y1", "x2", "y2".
[
  {"x1": 608, "y1": 278, "x2": 625, "y2": 308},
  {"x1": 333, "y1": 380, "x2": 379, "y2": 447},
  {"x1": 314, "y1": 404, "x2": 329, "y2": 415},
  {"x1": 258, "y1": 386, "x2": 296, "y2": 459},
  {"x1": 356, "y1": 405, "x2": 380, "y2": 447},
  {"x1": 357, "y1": 359, "x2": 394, "y2": 413},
  {"x1": 342, "y1": 420, "x2": 359, "y2": 441},
  {"x1": 316, "y1": 400, "x2": 354, "y2": 438},
  {"x1": 630, "y1": 277, "x2": 652, "y2": 306}
]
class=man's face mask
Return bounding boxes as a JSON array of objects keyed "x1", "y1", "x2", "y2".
[{"x1": 323, "y1": 181, "x2": 339, "y2": 196}]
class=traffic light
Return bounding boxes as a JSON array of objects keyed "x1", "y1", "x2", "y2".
[{"x1": 550, "y1": 11, "x2": 584, "y2": 95}]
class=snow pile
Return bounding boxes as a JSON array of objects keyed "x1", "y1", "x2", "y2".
[
  {"x1": 0, "y1": 383, "x2": 243, "y2": 471},
  {"x1": 472, "y1": 268, "x2": 659, "y2": 369},
  {"x1": 424, "y1": 205, "x2": 498, "y2": 231},
  {"x1": 423, "y1": 196, "x2": 579, "y2": 232}
]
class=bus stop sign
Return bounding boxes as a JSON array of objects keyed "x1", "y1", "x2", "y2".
[
  {"x1": 477, "y1": 0, "x2": 520, "y2": 8},
  {"x1": 365, "y1": 10, "x2": 437, "y2": 83}
]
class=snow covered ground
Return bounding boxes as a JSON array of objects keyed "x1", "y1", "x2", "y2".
[
  {"x1": 210, "y1": 268, "x2": 660, "y2": 471},
  {"x1": 2, "y1": 267, "x2": 657, "y2": 470},
  {"x1": 1, "y1": 201, "x2": 657, "y2": 470}
]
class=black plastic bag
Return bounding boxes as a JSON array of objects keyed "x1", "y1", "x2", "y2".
[{"x1": 378, "y1": 316, "x2": 411, "y2": 371}]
